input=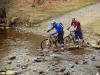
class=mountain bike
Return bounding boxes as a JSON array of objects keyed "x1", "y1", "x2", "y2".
[
  {"x1": 64, "y1": 30, "x2": 89, "y2": 48},
  {"x1": 64, "y1": 30, "x2": 77, "y2": 47},
  {"x1": 41, "y1": 32, "x2": 59, "y2": 50}
]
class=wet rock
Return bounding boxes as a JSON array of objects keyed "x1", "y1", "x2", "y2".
[
  {"x1": 34, "y1": 56, "x2": 45, "y2": 62},
  {"x1": 60, "y1": 68, "x2": 66, "y2": 72},
  {"x1": 96, "y1": 64, "x2": 100, "y2": 68},
  {"x1": 71, "y1": 65, "x2": 74, "y2": 68},
  {"x1": 7, "y1": 61, "x2": 12, "y2": 64},
  {"x1": 8, "y1": 56, "x2": 16, "y2": 60},
  {"x1": 34, "y1": 59, "x2": 42, "y2": 62},
  {"x1": 39, "y1": 71, "x2": 44, "y2": 74},
  {"x1": 49, "y1": 50, "x2": 54, "y2": 54},
  {"x1": 6, "y1": 68, "x2": 17, "y2": 75},
  {"x1": 16, "y1": 64, "x2": 21, "y2": 67},
  {"x1": 75, "y1": 61, "x2": 79, "y2": 65},
  {"x1": 97, "y1": 40, "x2": 100, "y2": 45},
  {"x1": 83, "y1": 61, "x2": 88, "y2": 64},
  {"x1": 92, "y1": 45, "x2": 100, "y2": 49},
  {"x1": 38, "y1": 53, "x2": 45, "y2": 56},
  {"x1": 91, "y1": 56, "x2": 96, "y2": 61},
  {"x1": 21, "y1": 64, "x2": 28, "y2": 69},
  {"x1": 0, "y1": 67, "x2": 6, "y2": 72},
  {"x1": 0, "y1": 72, "x2": 6, "y2": 75},
  {"x1": 64, "y1": 71, "x2": 70, "y2": 75}
]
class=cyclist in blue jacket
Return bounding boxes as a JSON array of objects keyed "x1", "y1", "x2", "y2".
[{"x1": 47, "y1": 20, "x2": 64, "y2": 49}]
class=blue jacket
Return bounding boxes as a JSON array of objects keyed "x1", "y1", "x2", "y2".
[{"x1": 49, "y1": 23, "x2": 64, "y2": 34}]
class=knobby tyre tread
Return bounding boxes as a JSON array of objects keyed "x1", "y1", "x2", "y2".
[{"x1": 41, "y1": 39, "x2": 51, "y2": 50}]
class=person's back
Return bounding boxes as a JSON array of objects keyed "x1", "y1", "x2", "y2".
[{"x1": 56, "y1": 23, "x2": 64, "y2": 34}]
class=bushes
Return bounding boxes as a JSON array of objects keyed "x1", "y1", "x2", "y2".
[{"x1": 0, "y1": 7, "x2": 7, "y2": 24}]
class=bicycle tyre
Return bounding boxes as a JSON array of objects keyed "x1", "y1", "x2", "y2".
[
  {"x1": 41, "y1": 39, "x2": 52, "y2": 50},
  {"x1": 64, "y1": 36, "x2": 71, "y2": 44}
]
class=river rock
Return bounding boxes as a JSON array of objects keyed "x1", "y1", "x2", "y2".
[
  {"x1": 64, "y1": 71, "x2": 70, "y2": 75},
  {"x1": 97, "y1": 40, "x2": 100, "y2": 45},
  {"x1": 39, "y1": 71, "x2": 44, "y2": 74},
  {"x1": 96, "y1": 63, "x2": 100, "y2": 68},
  {"x1": 75, "y1": 61, "x2": 79, "y2": 65},
  {"x1": 8, "y1": 56, "x2": 16, "y2": 60},
  {"x1": 0, "y1": 67, "x2": 6, "y2": 72},
  {"x1": 83, "y1": 61, "x2": 88, "y2": 64},
  {"x1": 7, "y1": 61, "x2": 12, "y2": 64},
  {"x1": 60, "y1": 68, "x2": 66, "y2": 72},
  {"x1": 34, "y1": 59, "x2": 43, "y2": 62},
  {"x1": 0, "y1": 72, "x2": 6, "y2": 75},
  {"x1": 21, "y1": 64, "x2": 28, "y2": 69},
  {"x1": 91, "y1": 56, "x2": 95, "y2": 61},
  {"x1": 71, "y1": 65, "x2": 74, "y2": 68},
  {"x1": 6, "y1": 68, "x2": 16, "y2": 75}
]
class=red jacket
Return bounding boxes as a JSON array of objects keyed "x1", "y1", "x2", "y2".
[{"x1": 71, "y1": 21, "x2": 81, "y2": 30}]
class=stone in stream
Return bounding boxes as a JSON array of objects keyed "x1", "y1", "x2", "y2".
[
  {"x1": 34, "y1": 58, "x2": 43, "y2": 62},
  {"x1": 8, "y1": 56, "x2": 16, "y2": 60},
  {"x1": 0, "y1": 67, "x2": 6, "y2": 72},
  {"x1": 96, "y1": 63, "x2": 100, "y2": 68},
  {"x1": 21, "y1": 64, "x2": 28, "y2": 69},
  {"x1": 7, "y1": 61, "x2": 12, "y2": 64},
  {"x1": 60, "y1": 68, "x2": 66, "y2": 72},
  {"x1": 97, "y1": 40, "x2": 100, "y2": 45},
  {"x1": 91, "y1": 56, "x2": 96, "y2": 61},
  {"x1": 75, "y1": 61, "x2": 79, "y2": 65},
  {"x1": 6, "y1": 68, "x2": 17, "y2": 75},
  {"x1": 71, "y1": 65, "x2": 74, "y2": 68},
  {"x1": 83, "y1": 61, "x2": 88, "y2": 64},
  {"x1": 0, "y1": 72, "x2": 6, "y2": 75},
  {"x1": 39, "y1": 71, "x2": 44, "y2": 74},
  {"x1": 63, "y1": 71, "x2": 70, "y2": 75}
]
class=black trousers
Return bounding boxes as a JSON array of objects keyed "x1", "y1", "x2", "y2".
[{"x1": 57, "y1": 33, "x2": 64, "y2": 44}]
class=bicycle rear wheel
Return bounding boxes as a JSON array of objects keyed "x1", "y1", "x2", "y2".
[
  {"x1": 64, "y1": 36, "x2": 71, "y2": 45},
  {"x1": 41, "y1": 39, "x2": 52, "y2": 50}
]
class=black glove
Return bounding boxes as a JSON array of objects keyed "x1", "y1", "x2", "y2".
[
  {"x1": 67, "y1": 27, "x2": 70, "y2": 30},
  {"x1": 47, "y1": 30, "x2": 50, "y2": 32}
]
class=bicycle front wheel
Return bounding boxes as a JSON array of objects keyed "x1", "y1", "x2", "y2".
[{"x1": 41, "y1": 39, "x2": 52, "y2": 50}]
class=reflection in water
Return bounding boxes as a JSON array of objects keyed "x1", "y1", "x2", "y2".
[
  {"x1": 0, "y1": 28, "x2": 44, "y2": 60},
  {"x1": 71, "y1": 49, "x2": 92, "y2": 55}
]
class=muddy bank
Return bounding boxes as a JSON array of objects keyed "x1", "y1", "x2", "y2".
[{"x1": 16, "y1": 3, "x2": 100, "y2": 34}]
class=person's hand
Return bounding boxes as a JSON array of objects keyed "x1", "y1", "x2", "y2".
[
  {"x1": 47, "y1": 30, "x2": 50, "y2": 33},
  {"x1": 67, "y1": 27, "x2": 70, "y2": 30}
]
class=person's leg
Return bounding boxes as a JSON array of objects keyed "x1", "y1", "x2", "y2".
[
  {"x1": 58, "y1": 33, "x2": 62, "y2": 45},
  {"x1": 59, "y1": 33, "x2": 64, "y2": 49},
  {"x1": 57, "y1": 33, "x2": 60, "y2": 44},
  {"x1": 60, "y1": 33, "x2": 64, "y2": 44},
  {"x1": 79, "y1": 30, "x2": 84, "y2": 46},
  {"x1": 75, "y1": 31, "x2": 79, "y2": 47}
]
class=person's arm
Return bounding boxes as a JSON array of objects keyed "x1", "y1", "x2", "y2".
[
  {"x1": 47, "y1": 26, "x2": 55, "y2": 32},
  {"x1": 74, "y1": 21, "x2": 79, "y2": 31},
  {"x1": 53, "y1": 31, "x2": 58, "y2": 35},
  {"x1": 52, "y1": 25, "x2": 60, "y2": 35},
  {"x1": 67, "y1": 22, "x2": 73, "y2": 30},
  {"x1": 52, "y1": 25, "x2": 59, "y2": 35}
]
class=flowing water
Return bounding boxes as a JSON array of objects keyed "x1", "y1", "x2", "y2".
[{"x1": 0, "y1": 28, "x2": 44, "y2": 61}]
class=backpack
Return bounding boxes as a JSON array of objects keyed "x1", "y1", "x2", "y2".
[
  {"x1": 59, "y1": 22, "x2": 63, "y2": 30},
  {"x1": 59, "y1": 22, "x2": 63, "y2": 26}
]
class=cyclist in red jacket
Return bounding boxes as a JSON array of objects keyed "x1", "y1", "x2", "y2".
[{"x1": 67, "y1": 18, "x2": 84, "y2": 47}]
